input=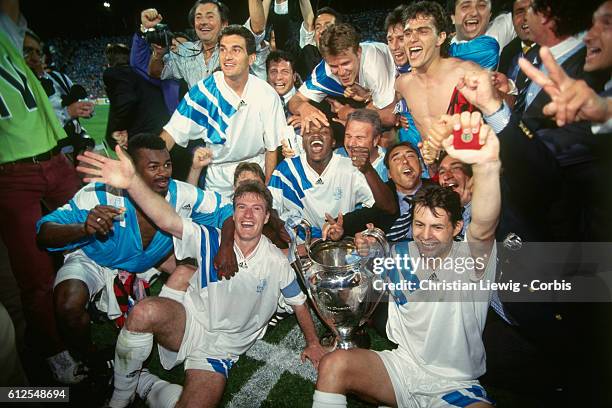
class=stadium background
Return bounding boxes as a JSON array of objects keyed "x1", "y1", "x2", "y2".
[{"x1": 21, "y1": 0, "x2": 529, "y2": 406}]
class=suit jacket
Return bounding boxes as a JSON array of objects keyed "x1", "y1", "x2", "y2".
[
  {"x1": 103, "y1": 65, "x2": 170, "y2": 146},
  {"x1": 498, "y1": 37, "x2": 523, "y2": 80},
  {"x1": 517, "y1": 46, "x2": 608, "y2": 167}
]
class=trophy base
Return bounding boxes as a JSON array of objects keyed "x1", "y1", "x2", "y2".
[{"x1": 320, "y1": 327, "x2": 371, "y2": 350}]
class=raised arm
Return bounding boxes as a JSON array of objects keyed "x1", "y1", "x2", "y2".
[
  {"x1": 298, "y1": 0, "x2": 315, "y2": 32},
  {"x1": 77, "y1": 146, "x2": 184, "y2": 238},
  {"x1": 441, "y1": 113, "x2": 501, "y2": 258},
  {"x1": 248, "y1": 0, "x2": 266, "y2": 35}
]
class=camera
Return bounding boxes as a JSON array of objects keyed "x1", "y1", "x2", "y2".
[{"x1": 143, "y1": 23, "x2": 174, "y2": 48}]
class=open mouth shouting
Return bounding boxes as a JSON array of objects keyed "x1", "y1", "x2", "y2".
[
  {"x1": 408, "y1": 46, "x2": 423, "y2": 60},
  {"x1": 463, "y1": 18, "x2": 481, "y2": 34},
  {"x1": 310, "y1": 139, "x2": 324, "y2": 154}
]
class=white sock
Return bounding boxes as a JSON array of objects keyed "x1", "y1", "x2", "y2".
[
  {"x1": 159, "y1": 285, "x2": 185, "y2": 303},
  {"x1": 146, "y1": 378, "x2": 183, "y2": 408},
  {"x1": 108, "y1": 329, "x2": 153, "y2": 408},
  {"x1": 312, "y1": 390, "x2": 347, "y2": 408}
]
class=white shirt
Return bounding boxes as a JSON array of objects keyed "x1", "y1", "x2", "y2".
[
  {"x1": 173, "y1": 220, "x2": 306, "y2": 359},
  {"x1": 299, "y1": 42, "x2": 396, "y2": 109},
  {"x1": 164, "y1": 71, "x2": 286, "y2": 195},
  {"x1": 269, "y1": 154, "x2": 375, "y2": 237},
  {"x1": 299, "y1": 22, "x2": 315, "y2": 49},
  {"x1": 385, "y1": 240, "x2": 497, "y2": 380},
  {"x1": 162, "y1": 19, "x2": 267, "y2": 88}
]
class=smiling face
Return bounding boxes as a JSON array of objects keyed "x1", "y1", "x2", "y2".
[
  {"x1": 344, "y1": 120, "x2": 380, "y2": 161},
  {"x1": 133, "y1": 148, "x2": 172, "y2": 195},
  {"x1": 219, "y1": 34, "x2": 254, "y2": 81},
  {"x1": 325, "y1": 48, "x2": 361, "y2": 87},
  {"x1": 413, "y1": 204, "x2": 462, "y2": 258},
  {"x1": 438, "y1": 156, "x2": 472, "y2": 206},
  {"x1": 584, "y1": 1, "x2": 612, "y2": 72},
  {"x1": 452, "y1": 0, "x2": 492, "y2": 41},
  {"x1": 194, "y1": 3, "x2": 226, "y2": 45},
  {"x1": 387, "y1": 145, "x2": 422, "y2": 194},
  {"x1": 387, "y1": 23, "x2": 408, "y2": 67},
  {"x1": 233, "y1": 192, "x2": 270, "y2": 243},
  {"x1": 403, "y1": 15, "x2": 446, "y2": 70},
  {"x1": 314, "y1": 13, "x2": 336, "y2": 48},
  {"x1": 302, "y1": 125, "x2": 335, "y2": 167},
  {"x1": 267, "y1": 59, "x2": 296, "y2": 97},
  {"x1": 512, "y1": 0, "x2": 532, "y2": 41}
]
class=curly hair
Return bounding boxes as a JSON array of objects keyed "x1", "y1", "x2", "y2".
[{"x1": 532, "y1": 0, "x2": 598, "y2": 37}]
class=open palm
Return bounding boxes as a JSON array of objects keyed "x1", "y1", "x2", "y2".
[{"x1": 76, "y1": 145, "x2": 136, "y2": 189}]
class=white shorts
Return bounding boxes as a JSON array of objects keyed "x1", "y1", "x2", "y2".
[
  {"x1": 375, "y1": 348, "x2": 493, "y2": 408},
  {"x1": 54, "y1": 249, "x2": 111, "y2": 300},
  {"x1": 54, "y1": 249, "x2": 160, "y2": 320},
  {"x1": 157, "y1": 300, "x2": 237, "y2": 378}
]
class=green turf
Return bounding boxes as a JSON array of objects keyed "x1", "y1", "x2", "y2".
[
  {"x1": 92, "y1": 276, "x2": 535, "y2": 407},
  {"x1": 81, "y1": 104, "x2": 109, "y2": 145}
]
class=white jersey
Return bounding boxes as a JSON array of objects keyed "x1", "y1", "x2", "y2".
[
  {"x1": 173, "y1": 219, "x2": 306, "y2": 359},
  {"x1": 269, "y1": 154, "x2": 375, "y2": 237},
  {"x1": 164, "y1": 71, "x2": 286, "y2": 195},
  {"x1": 299, "y1": 42, "x2": 396, "y2": 109},
  {"x1": 385, "y1": 240, "x2": 497, "y2": 380}
]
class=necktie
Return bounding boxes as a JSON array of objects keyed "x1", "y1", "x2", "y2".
[
  {"x1": 514, "y1": 48, "x2": 540, "y2": 113},
  {"x1": 387, "y1": 196, "x2": 414, "y2": 242}
]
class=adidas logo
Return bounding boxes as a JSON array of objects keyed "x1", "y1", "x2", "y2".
[{"x1": 182, "y1": 204, "x2": 192, "y2": 210}]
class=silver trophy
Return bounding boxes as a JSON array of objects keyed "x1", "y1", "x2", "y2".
[{"x1": 289, "y1": 219, "x2": 390, "y2": 350}]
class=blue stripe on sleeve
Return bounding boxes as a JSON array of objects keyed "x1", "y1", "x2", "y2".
[
  {"x1": 201, "y1": 76, "x2": 237, "y2": 118},
  {"x1": 304, "y1": 61, "x2": 345, "y2": 97},
  {"x1": 290, "y1": 156, "x2": 313, "y2": 191},
  {"x1": 269, "y1": 175, "x2": 304, "y2": 209},
  {"x1": 281, "y1": 279, "x2": 303, "y2": 299}
]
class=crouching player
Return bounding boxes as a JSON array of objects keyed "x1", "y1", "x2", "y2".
[{"x1": 77, "y1": 147, "x2": 325, "y2": 407}]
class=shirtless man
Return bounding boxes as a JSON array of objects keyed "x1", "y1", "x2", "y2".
[{"x1": 396, "y1": 1, "x2": 483, "y2": 141}]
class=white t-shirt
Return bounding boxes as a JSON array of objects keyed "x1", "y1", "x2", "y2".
[
  {"x1": 269, "y1": 154, "x2": 375, "y2": 237},
  {"x1": 385, "y1": 239, "x2": 497, "y2": 380},
  {"x1": 164, "y1": 71, "x2": 285, "y2": 195},
  {"x1": 299, "y1": 42, "x2": 396, "y2": 109},
  {"x1": 173, "y1": 220, "x2": 306, "y2": 359}
]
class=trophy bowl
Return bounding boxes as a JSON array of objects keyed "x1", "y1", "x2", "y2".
[{"x1": 289, "y1": 220, "x2": 389, "y2": 350}]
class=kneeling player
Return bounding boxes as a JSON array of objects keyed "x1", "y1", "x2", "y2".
[{"x1": 77, "y1": 149, "x2": 325, "y2": 407}]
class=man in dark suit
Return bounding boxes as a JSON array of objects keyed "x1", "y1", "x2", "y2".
[
  {"x1": 498, "y1": 0, "x2": 534, "y2": 80},
  {"x1": 514, "y1": 0, "x2": 608, "y2": 242},
  {"x1": 103, "y1": 43, "x2": 169, "y2": 149}
]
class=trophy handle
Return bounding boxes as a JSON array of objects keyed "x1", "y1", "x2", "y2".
[
  {"x1": 359, "y1": 227, "x2": 390, "y2": 326},
  {"x1": 297, "y1": 219, "x2": 313, "y2": 252},
  {"x1": 360, "y1": 227, "x2": 390, "y2": 258},
  {"x1": 288, "y1": 219, "x2": 339, "y2": 343}
]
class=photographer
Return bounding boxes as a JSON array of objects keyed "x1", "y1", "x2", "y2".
[
  {"x1": 146, "y1": 0, "x2": 267, "y2": 88},
  {"x1": 23, "y1": 29, "x2": 95, "y2": 159}
]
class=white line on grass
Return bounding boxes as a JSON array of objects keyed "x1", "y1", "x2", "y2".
[{"x1": 228, "y1": 326, "x2": 317, "y2": 407}]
